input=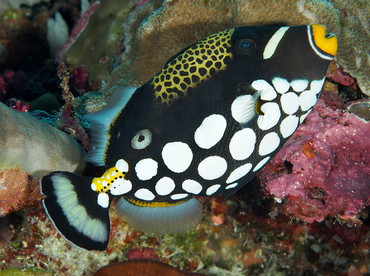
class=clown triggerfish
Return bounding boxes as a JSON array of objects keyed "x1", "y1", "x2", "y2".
[{"x1": 41, "y1": 25, "x2": 337, "y2": 250}]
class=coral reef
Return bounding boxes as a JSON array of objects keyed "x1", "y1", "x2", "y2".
[
  {"x1": 71, "y1": 0, "x2": 370, "y2": 114},
  {"x1": 258, "y1": 87, "x2": 370, "y2": 224},
  {"x1": 0, "y1": 102, "x2": 86, "y2": 178},
  {"x1": 0, "y1": 166, "x2": 43, "y2": 216},
  {"x1": 94, "y1": 259, "x2": 205, "y2": 275}
]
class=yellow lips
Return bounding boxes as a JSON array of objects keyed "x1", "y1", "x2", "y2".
[{"x1": 311, "y1": 24, "x2": 337, "y2": 57}]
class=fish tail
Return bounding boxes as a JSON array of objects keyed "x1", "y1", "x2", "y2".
[{"x1": 40, "y1": 172, "x2": 111, "y2": 251}]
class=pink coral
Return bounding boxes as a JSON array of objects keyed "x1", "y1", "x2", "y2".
[{"x1": 258, "y1": 89, "x2": 370, "y2": 224}]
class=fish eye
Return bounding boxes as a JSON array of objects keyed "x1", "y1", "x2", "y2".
[
  {"x1": 234, "y1": 39, "x2": 256, "y2": 55},
  {"x1": 131, "y1": 129, "x2": 152, "y2": 150}
]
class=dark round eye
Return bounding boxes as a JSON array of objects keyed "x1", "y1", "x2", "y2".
[{"x1": 235, "y1": 39, "x2": 256, "y2": 55}]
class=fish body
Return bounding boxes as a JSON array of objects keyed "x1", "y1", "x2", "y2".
[{"x1": 41, "y1": 25, "x2": 337, "y2": 250}]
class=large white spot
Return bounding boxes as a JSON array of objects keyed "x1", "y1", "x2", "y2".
[
  {"x1": 231, "y1": 95, "x2": 257, "y2": 124},
  {"x1": 135, "y1": 158, "x2": 158, "y2": 181},
  {"x1": 194, "y1": 114, "x2": 227, "y2": 149},
  {"x1": 171, "y1": 193, "x2": 188, "y2": 200},
  {"x1": 253, "y1": 156, "x2": 271, "y2": 172},
  {"x1": 198, "y1": 156, "x2": 227, "y2": 180},
  {"x1": 206, "y1": 184, "x2": 221, "y2": 196},
  {"x1": 280, "y1": 115, "x2": 299, "y2": 138},
  {"x1": 229, "y1": 128, "x2": 256, "y2": 160},
  {"x1": 226, "y1": 163, "x2": 252, "y2": 184},
  {"x1": 259, "y1": 132, "x2": 280, "y2": 156},
  {"x1": 263, "y1": 26, "x2": 289, "y2": 59},
  {"x1": 97, "y1": 193, "x2": 109, "y2": 208},
  {"x1": 110, "y1": 179, "x2": 132, "y2": 195},
  {"x1": 290, "y1": 79, "x2": 309, "y2": 92},
  {"x1": 299, "y1": 90, "x2": 317, "y2": 111},
  {"x1": 162, "y1": 142, "x2": 193, "y2": 173},
  {"x1": 182, "y1": 179, "x2": 203, "y2": 194},
  {"x1": 155, "y1": 177, "x2": 175, "y2": 196},
  {"x1": 257, "y1": 102, "x2": 281, "y2": 130},
  {"x1": 272, "y1": 77, "x2": 290, "y2": 94},
  {"x1": 310, "y1": 78, "x2": 325, "y2": 94},
  {"x1": 134, "y1": 188, "x2": 155, "y2": 201},
  {"x1": 280, "y1": 92, "x2": 299, "y2": 115},
  {"x1": 252, "y1": 79, "x2": 277, "y2": 101},
  {"x1": 116, "y1": 159, "x2": 129, "y2": 172}
]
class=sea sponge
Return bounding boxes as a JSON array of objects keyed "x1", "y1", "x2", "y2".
[
  {"x1": 0, "y1": 166, "x2": 43, "y2": 216},
  {"x1": 0, "y1": 102, "x2": 86, "y2": 178}
]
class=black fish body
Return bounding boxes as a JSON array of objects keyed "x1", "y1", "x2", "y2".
[{"x1": 41, "y1": 25, "x2": 337, "y2": 250}]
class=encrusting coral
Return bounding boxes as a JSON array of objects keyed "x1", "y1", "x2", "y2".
[
  {"x1": 71, "y1": 0, "x2": 370, "y2": 114},
  {"x1": 258, "y1": 87, "x2": 370, "y2": 224},
  {"x1": 0, "y1": 166, "x2": 43, "y2": 216},
  {"x1": 0, "y1": 102, "x2": 86, "y2": 178}
]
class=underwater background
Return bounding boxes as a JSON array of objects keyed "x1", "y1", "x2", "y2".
[{"x1": 0, "y1": 0, "x2": 369, "y2": 275}]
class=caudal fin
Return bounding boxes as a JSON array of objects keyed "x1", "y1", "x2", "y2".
[{"x1": 40, "y1": 172, "x2": 111, "y2": 251}]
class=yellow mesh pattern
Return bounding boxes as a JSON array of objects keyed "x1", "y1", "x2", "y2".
[{"x1": 151, "y1": 29, "x2": 234, "y2": 106}]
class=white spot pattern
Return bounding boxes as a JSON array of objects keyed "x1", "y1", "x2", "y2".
[
  {"x1": 135, "y1": 158, "x2": 158, "y2": 181},
  {"x1": 280, "y1": 92, "x2": 299, "y2": 115},
  {"x1": 280, "y1": 115, "x2": 299, "y2": 138},
  {"x1": 299, "y1": 90, "x2": 317, "y2": 111},
  {"x1": 259, "y1": 132, "x2": 280, "y2": 156},
  {"x1": 226, "y1": 163, "x2": 252, "y2": 184},
  {"x1": 155, "y1": 177, "x2": 175, "y2": 196},
  {"x1": 290, "y1": 79, "x2": 309, "y2": 92},
  {"x1": 162, "y1": 142, "x2": 193, "y2": 173},
  {"x1": 110, "y1": 179, "x2": 132, "y2": 195},
  {"x1": 300, "y1": 109, "x2": 312, "y2": 123},
  {"x1": 171, "y1": 193, "x2": 188, "y2": 200},
  {"x1": 194, "y1": 114, "x2": 227, "y2": 149},
  {"x1": 257, "y1": 102, "x2": 281, "y2": 130},
  {"x1": 229, "y1": 128, "x2": 256, "y2": 160},
  {"x1": 231, "y1": 94, "x2": 258, "y2": 124},
  {"x1": 182, "y1": 179, "x2": 203, "y2": 194},
  {"x1": 253, "y1": 157, "x2": 270, "y2": 172},
  {"x1": 135, "y1": 188, "x2": 155, "y2": 201},
  {"x1": 198, "y1": 156, "x2": 227, "y2": 180},
  {"x1": 206, "y1": 184, "x2": 221, "y2": 196},
  {"x1": 225, "y1": 183, "x2": 238, "y2": 190},
  {"x1": 272, "y1": 77, "x2": 290, "y2": 94},
  {"x1": 97, "y1": 193, "x2": 109, "y2": 208},
  {"x1": 252, "y1": 79, "x2": 277, "y2": 101},
  {"x1": 131, "y1": 129, "x2": 152, "y2": 150},
  {"x1": 310, "y1": 78, "x2": 325, "y2": 94},
  {"x1": 116, "y1": 159, "x2": 129, "y2": 173}
]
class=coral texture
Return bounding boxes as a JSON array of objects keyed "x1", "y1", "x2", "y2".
[
  {"x1": 0, "y1": 102, "x2": 86, "y2": 178},
  {"x1": 73, "y1": 0, "x2": 370, "y2": 114},
  {"x1": 0, "y1": 166, "x2": 43, "y2": 216},
  {"x1": 258, "y1": 89, "x2": 370, "y2": 223}
]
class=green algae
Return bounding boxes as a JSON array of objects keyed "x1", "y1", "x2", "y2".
[{"x1": 0, "y1": 267, "x2": 55, "y2": 276}]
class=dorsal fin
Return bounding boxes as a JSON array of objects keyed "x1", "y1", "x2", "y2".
[{"x1": 84, "y1": 86, "x2": 137, "y2": 166}]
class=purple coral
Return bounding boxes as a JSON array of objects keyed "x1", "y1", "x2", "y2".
[{"x1": 258, "y1": 89, "x2": 370, "y2": 224}]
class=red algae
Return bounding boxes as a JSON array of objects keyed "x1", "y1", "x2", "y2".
[{"x1": 258, "y1": 88, "x2": 370, "y2": 224}]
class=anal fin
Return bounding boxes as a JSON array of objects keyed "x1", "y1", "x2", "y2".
[{"x1": 115, "y1": 197, "x2": 203, "y2": 234}]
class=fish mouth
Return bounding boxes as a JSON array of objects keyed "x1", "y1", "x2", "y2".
[{"x1": 308, "y1": 24, "x2": 337, "y2": 60}]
